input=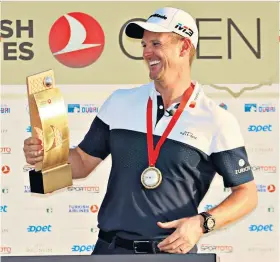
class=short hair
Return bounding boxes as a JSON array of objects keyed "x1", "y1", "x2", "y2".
[{"x1": 171, "y1": 33, "x2": 196, "y2": 66}]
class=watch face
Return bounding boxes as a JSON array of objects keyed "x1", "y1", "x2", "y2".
[{"x1": 206, "y1": 218, "x2": 215, "y2": 229}]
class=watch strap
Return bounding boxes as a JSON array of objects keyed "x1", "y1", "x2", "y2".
[{"x1": 199, "y1": 212, "x2": 215, "y2": 233}]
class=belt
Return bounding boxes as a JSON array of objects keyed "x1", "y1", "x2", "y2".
[{"x1": 98, "y1": 230, "x2": 163, "y2": 254}]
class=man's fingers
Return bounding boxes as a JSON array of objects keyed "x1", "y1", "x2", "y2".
[
  {"x1": 23, "y1": 137, "x2": 44, "y2": 165},
  {"x1": 27, "y1": 156, "x2": 43, "y2": 165},
  {"x1": 25, "y1": 150, "x2": 44, "y2": 158},
  {"x1": 158, "y1": 237, "x2": 184, "y2": 252},
  {"x1": 24, "y1": 138, "x2": 42, "y2": 146},
  {"x1": 166, "y1": 243, "x2": 192, "y2": 254},
  {"x1": 157, "y1": 220, "x2": 179, "y2": 229},
  {"x1": 23, "y1": 144, "x2": 43, "y2": 153},
  {"x1": 158, "y1": 231, "x2": 180, "y2": 249}
]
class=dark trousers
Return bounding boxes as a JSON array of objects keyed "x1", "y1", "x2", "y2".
[{"x1": 92, "y1": 238, "x2": 198, "y2": 255}]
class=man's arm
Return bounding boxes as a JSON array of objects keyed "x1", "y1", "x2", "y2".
[
  {"x1": 157, "y1": 112, "x2": 257, "y2": 254},
  {"x1": 68, "y1": 147, "x2": 103, "y2": 179},
  {"x1": 24, "y1": 91, "x2": 115, "y2": 179},
  {"x1": 69, "y1": 91, "x2": 118, "y2": 179},
  {"x1": 157, "y1": 180, "x2": 258, "y2": 254},
  {"x1": 206, "y1": 180, "x2": 258, "y2": 229}
]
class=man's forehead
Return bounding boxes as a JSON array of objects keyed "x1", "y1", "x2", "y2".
[{"x1": 142, "y1": 31, "x2": 172, "y2": 41}]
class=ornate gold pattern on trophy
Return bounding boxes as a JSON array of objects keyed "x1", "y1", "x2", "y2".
[
  {"x1": 34, "y1": 127, "x2": 44, "y2": 146},
  {"x1": 45, "y1": 125, "x2": 63, "y2": 152},
  {"x1": 28, "y1": 75, "x2": 54, "y2": 94}
]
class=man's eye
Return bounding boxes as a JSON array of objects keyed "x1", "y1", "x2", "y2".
[{"x1": 153, "y1": 42, "x2": 160, "y2": 46}]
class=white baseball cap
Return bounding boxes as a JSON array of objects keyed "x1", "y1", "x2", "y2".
[{"x1": 125, "y1": 7, "x2": 199, "y2": 49}]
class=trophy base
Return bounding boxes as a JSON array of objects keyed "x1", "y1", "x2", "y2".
[{"x1": 29, "y1": 163, "x2": 73, "y2": 194}]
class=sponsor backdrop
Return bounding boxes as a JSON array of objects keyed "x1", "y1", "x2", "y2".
[{"x1": 0, "y1": 1, "x2": 279, "y2": 262}]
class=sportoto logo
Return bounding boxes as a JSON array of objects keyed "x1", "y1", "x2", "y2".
[{"x1": 49, "y1": 12, "x2": 105, "y2": 68}]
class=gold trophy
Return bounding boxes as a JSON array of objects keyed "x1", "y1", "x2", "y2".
[{"x1": 26, "y1": 69, "x2": 72, "y2": 194}]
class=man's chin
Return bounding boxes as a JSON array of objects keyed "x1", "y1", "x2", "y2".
[{"x1": 149, "y1": 72, "x2": 163, "y2": 81}]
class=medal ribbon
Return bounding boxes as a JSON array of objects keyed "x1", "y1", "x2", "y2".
[{"x1": 146, "y1": 82, "x2": 195, "y2": 167}]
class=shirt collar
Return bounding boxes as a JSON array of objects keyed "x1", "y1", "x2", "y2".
[{"x1": 148, "y1": 80, "x2": 202, "y2": 111}]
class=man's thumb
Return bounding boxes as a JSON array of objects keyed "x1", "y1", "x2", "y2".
[{"x1": 157, "y1": 220, "x2": 179, "y2": 229}]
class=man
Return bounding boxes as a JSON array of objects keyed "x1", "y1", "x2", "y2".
[{"x1": 23, "y1": 7, "x2": 258, "y2": 255}]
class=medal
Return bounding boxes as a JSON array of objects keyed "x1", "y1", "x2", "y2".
[
  {"x1": 142, "y1": 82, "x2": 195, "y2": 189},
  {"x1": 141, "y1": 166, "x2": 162, "y2": 189}
]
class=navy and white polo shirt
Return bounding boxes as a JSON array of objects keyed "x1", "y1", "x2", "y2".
[{"x1": 78, "y1": 81, "x2": 254, "y2": 239}]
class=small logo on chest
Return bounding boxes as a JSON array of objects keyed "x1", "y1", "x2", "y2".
[{"x1": 180, "y1": 131, "x2": 197, "y2": 139}]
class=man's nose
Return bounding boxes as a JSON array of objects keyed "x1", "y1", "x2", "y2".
[{"x1": 143, "y1": 46, "x2": 153, "y2": 59}]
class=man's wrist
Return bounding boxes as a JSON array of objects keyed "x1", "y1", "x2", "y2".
[
  {"x1": 197, "y1": 214, "x2": 205, "y2": 234},
  {"x1": 190, "y1": 215, "x2": 205, "y2": 235},
  {"x1": 198, "y1": 212, "x2": 216, "y2": 234}
]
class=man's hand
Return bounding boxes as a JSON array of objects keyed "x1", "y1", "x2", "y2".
[
  {"x1": 23, "y1": 137, "x2": 44, "y2": 165},
  {"x1": 157, "y1": 216, "x2": 204, "y2": 254}
]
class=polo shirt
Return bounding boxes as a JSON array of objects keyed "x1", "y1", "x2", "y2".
[{"x1": 78, "y1": 81, "x2": 254, "y2": 239}]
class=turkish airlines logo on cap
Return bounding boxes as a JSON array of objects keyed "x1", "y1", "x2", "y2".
[{"x1": 49, "y1": 12, "x2": 105, "y2": 68}]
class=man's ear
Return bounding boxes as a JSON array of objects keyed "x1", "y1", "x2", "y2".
[{"x1": 180, "y1": 38, "x2": 191, "y2": 57}]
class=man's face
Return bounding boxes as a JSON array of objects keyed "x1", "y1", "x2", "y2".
[{"x1": 141, "y1": 30, "x2": 183, "y2": 82}]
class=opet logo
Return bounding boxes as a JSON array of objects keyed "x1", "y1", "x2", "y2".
[
  {"x1": 27, "y1": 225, "x2": 52, "y2": 233},
  {"x1": 49, "y1": 12, "x2": 105, "y2": 68},
  {"x1": 248, "y1": 125, "x2": 272, "y2": 132},
  {"x1": 249, "y1": 224, "x2": 273, "y2": 232},
  {"x1": 71, "y1": 245, "x2": 95, "y2": 253}
]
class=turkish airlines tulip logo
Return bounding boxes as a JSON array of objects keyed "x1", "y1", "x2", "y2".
[
  {"x1": 1, "y1": 166, "x2": 10, "y2": 174},
  {"x1": 267, "y1": 184, "x2": 276, "y2": 193},
  {"x1": 90, "y1": 205, "x2": 99, "y2": 213},
  {"x1": 49, "y1": 12, "x2": 105, "y2": 68}
]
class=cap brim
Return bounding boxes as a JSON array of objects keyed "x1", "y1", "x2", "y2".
[{"x1": 125, "y1": 21, "x2": 171, "y2": 39}]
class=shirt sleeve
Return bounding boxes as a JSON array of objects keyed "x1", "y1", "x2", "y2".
[
  {"x1": 210, "y1": 112, "x2": 254, "y2": 187},
  {"x1": 78, "y1": 91, "x2": 116, "y2": 160}
]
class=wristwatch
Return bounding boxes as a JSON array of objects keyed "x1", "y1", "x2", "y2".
[{"x1": 199, "y1": 212, "x2": 216, "y2": 233}]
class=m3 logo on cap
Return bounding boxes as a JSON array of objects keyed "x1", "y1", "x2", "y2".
[{"x1": 175, "y1": 23, "x2": 194, "y2": 37}]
